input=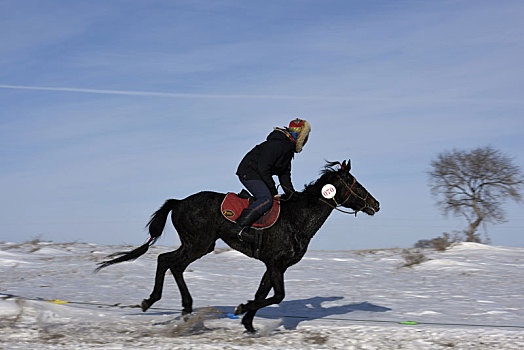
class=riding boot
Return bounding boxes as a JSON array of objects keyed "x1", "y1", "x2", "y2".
[{"x1": 236, "y1": 208, "x2": 262, "y2": 243}]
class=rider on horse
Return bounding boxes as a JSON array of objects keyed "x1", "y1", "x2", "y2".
[{"x1": 235, "y1": 118, "x2": 311, "y2": 241}]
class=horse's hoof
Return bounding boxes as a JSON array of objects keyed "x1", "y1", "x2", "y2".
[
  {"x1": 181, "y1": 308, "x2": 193, "y2": 318},
  {"x1": 141, "y1": 299, "x2": 151, "y2": 312},
  {"x1": 243, "y1": 328, "x2": 257, "y2": 334},
  {"x1": 234, "y1": 304, "x2": 245, "y2": 315}
]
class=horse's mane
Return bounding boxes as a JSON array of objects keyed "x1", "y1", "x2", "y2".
[
  {"x1": 320, "y1": 160, "x2": 343, "y2": 175},
  {"x1": 299, "y1": 161, "x2": 341, "y2": 200}
]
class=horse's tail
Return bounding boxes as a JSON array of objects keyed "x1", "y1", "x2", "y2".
[
  {"x1": 95, "y1": 199, "x2": 179, "y2": 272},
  {"x1": 146, "y1": 199, "x2": 179, "y2": 238}
]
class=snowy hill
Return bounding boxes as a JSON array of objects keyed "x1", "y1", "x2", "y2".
[{"x1": 1, "y1": 241, "x2": 523, "y2": 349}]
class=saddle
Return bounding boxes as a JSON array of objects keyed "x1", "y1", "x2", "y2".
[{"x1": 221, "y1": 190, "x2": 281, "y2": 229}]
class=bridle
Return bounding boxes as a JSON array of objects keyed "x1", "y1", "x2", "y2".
[{"x1": 320, "y1": 174, "x2": 371, "y2": 216}]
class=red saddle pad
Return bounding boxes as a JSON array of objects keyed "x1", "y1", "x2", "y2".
[{"x1": 221, "y1": 192, "x2": 280, "y2": 229}]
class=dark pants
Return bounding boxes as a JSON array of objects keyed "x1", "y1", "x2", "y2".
[{"x1": 238, "y1": 177, "x2": 273, "y2": 215}]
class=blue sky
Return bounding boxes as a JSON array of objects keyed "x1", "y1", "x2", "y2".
[{"x1": 1, "y1": 0, "x2": 523, "y2": 249}]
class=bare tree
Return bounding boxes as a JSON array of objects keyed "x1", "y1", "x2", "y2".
[{"x1": 428, "y1": 146, "x2": 524, "y2": 242}]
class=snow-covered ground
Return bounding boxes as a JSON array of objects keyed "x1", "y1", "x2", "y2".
[{"x1": 1, "y1": 240, "x2": 523, "y2": 349}]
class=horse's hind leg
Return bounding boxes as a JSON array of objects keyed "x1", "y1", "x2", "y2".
[
  {"x1": 141, "y1": 249, "x2": 180, "y2": 312},
  {"x1": 171, "y1": 270, "x2": 192, "y2": 314},
  {"x1": 141, "y1": 242, "x2": 216, "y2": 314},
  {"x1": 168, "y1": 242, "x2": 216, "y2": 314}
]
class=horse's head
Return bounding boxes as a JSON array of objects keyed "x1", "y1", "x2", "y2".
[{"x1": 320, "y1": 160, "x2": 380, "y2": 215}]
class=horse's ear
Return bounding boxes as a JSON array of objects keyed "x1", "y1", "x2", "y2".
[
  {"x1": 346, "y1": 159, "x2": 351, "y2": 171},
  {"x1": 341, "y1": 160, "x2": 347, "y2": 170}
]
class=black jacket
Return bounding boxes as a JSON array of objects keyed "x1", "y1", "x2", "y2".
[{"x1": 236, "y1": 129, "x2": 296, "y2": 196}]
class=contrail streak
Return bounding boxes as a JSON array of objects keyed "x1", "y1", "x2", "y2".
[
  {"x1": 1, "y1": 83, "x2": 521, "y2": 105},
  {"x1": 0, "y1": 84, "x2": 319, "y2": 100}
]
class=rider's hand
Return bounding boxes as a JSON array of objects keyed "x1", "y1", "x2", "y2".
[{"x1": 277, "y1": 192, "x2": 293, "y2": 201}]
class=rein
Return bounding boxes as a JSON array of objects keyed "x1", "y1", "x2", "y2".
[{"x1": 320, "y1": 175, "x2": 370, "y2": 216}]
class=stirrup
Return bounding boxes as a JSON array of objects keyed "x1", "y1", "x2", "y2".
[
  {"x1": 237, "y1": 227, "x2": 249, "y2": 242},
  {"x1": 238, "y1": 227, "x2": 258, "y2": 244}
]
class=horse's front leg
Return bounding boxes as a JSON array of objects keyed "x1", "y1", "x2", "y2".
[
  {"x1": 235, "y1": 268, "x2": 285, "y2": 333},
  {"x1": 235, "y1": 271, "x2": 272, "y2": 332}
]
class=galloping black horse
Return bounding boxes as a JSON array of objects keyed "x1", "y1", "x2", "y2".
[{"x1": 97, "y1": 160, "x2": 380, "y2": 333}]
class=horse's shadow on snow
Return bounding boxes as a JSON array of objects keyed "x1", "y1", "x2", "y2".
[{"x1": 215, "y1": 296, "x2": 391, "y2": 330}]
